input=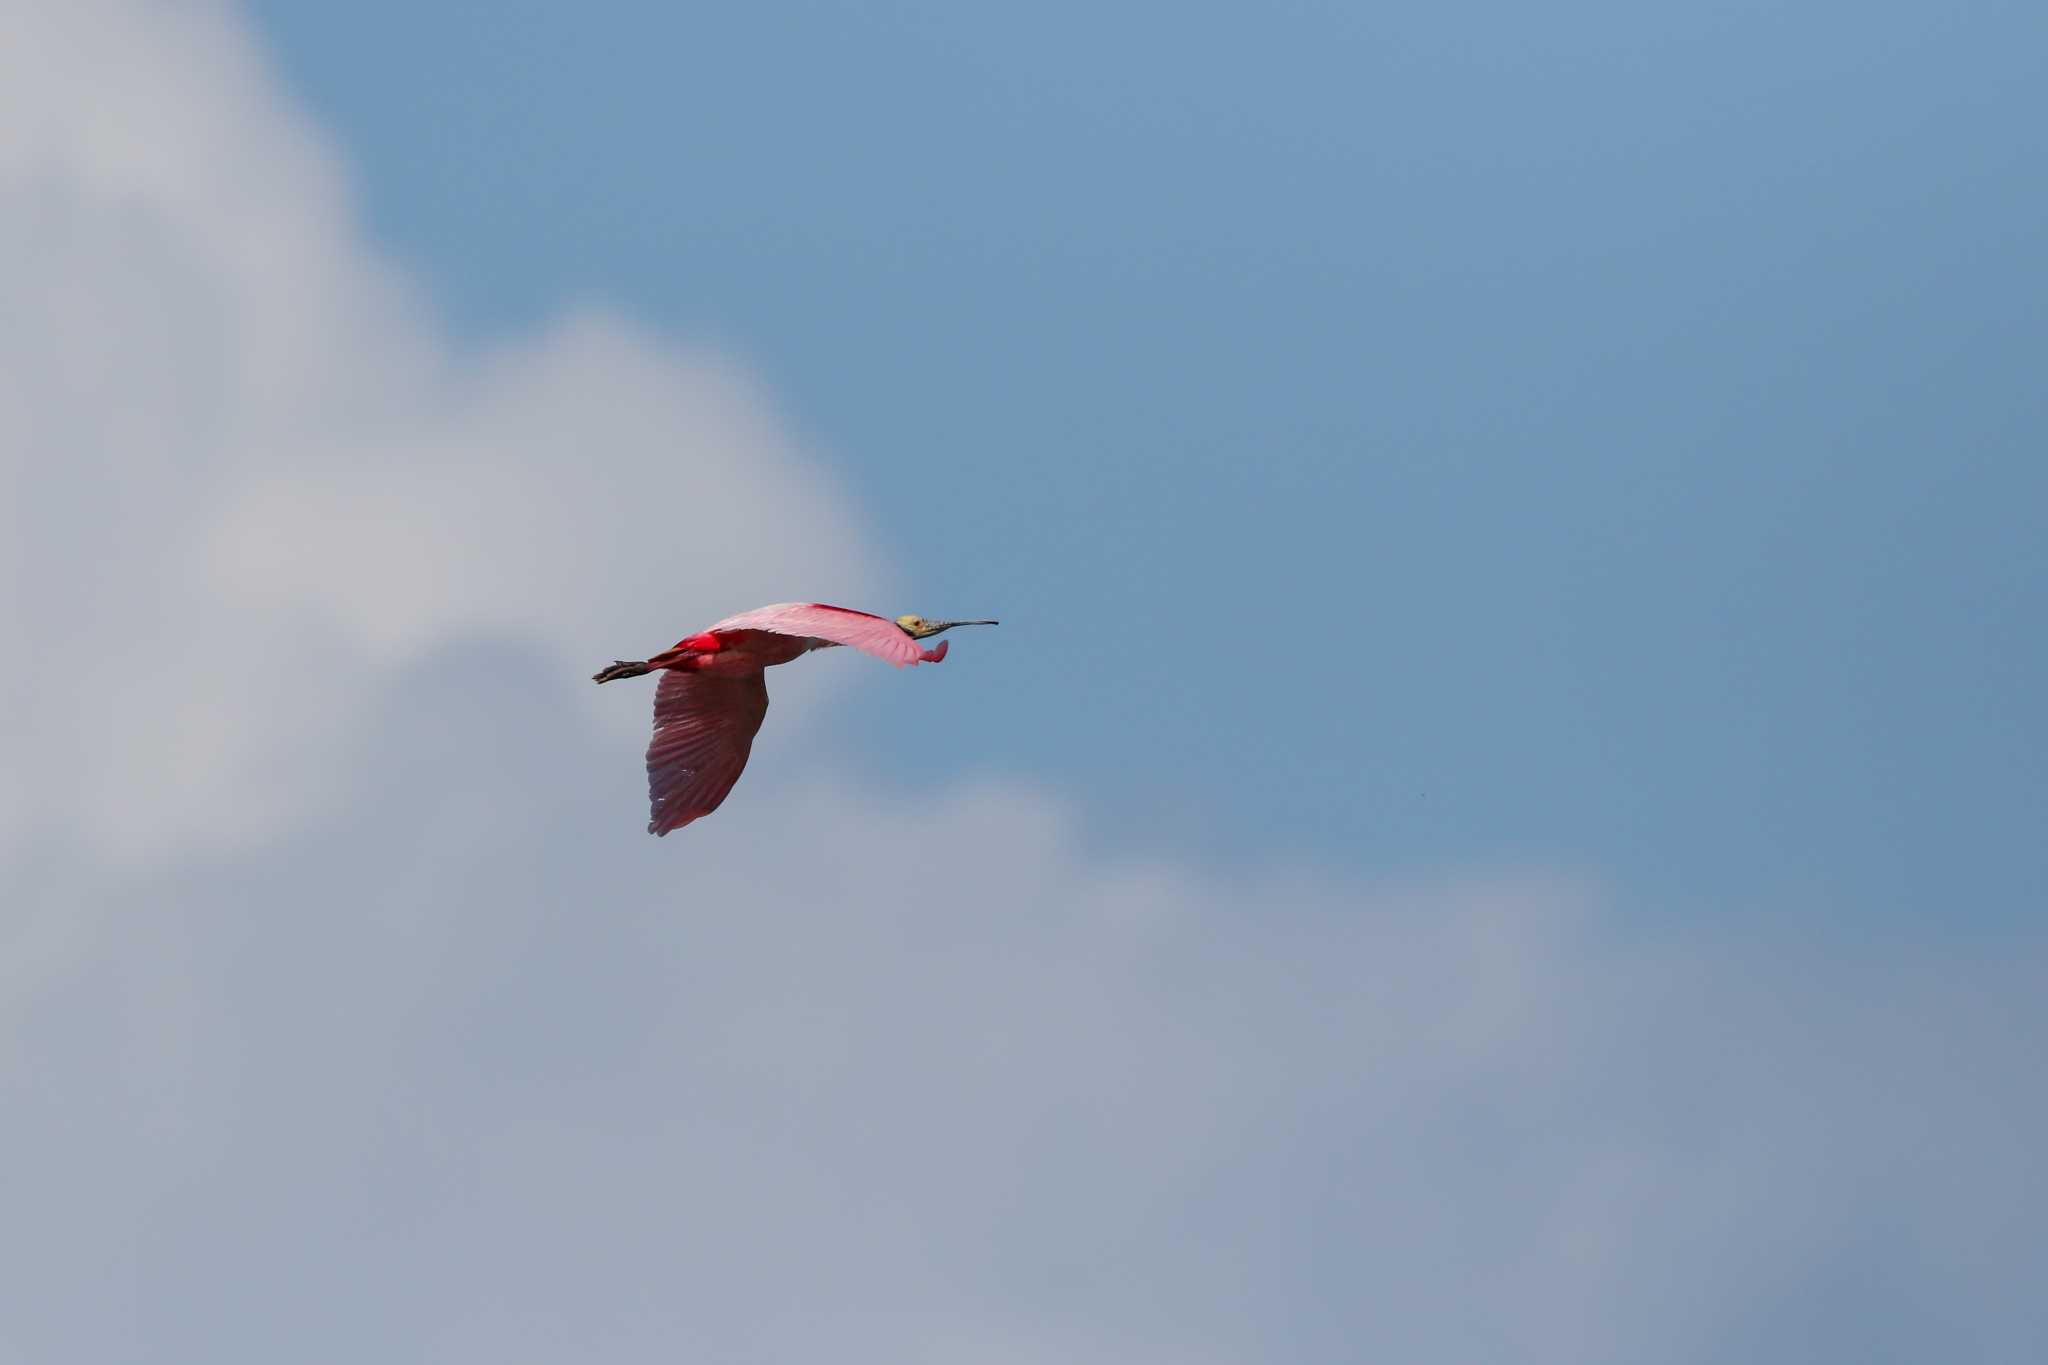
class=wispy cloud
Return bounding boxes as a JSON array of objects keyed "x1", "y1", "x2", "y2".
[{"x1": 2, "y1": 0, "x2": 876, "y2": 858}]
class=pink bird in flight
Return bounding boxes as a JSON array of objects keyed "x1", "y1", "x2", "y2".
[{"x1": 593, "y1": 602, "x2": 998, "y2": 835}]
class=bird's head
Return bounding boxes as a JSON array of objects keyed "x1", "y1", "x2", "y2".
[{"x1": 895, "y1": 614, "x2": 999, "y2": 640}]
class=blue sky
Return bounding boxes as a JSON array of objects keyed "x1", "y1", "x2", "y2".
[
  {"x1": 5, "y1": 3, "x2": 2045, "y2": 1361},
  {"x1": 252, "y1": 0, "x2": 2047, "y2": 917}
]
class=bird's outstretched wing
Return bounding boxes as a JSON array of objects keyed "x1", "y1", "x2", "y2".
[
  {"x1": 645, "y1": 669, "x2": 771, "y2": 836},
  {"x1": 705, "y1": 602, "x2": 927, "y2": 667}
]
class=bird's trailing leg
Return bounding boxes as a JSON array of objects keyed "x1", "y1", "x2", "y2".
[{"x1": 595, "y1": 631, "x2": 726, "y2": 683}]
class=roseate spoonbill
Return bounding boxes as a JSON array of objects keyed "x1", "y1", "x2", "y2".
[{"x1": 593, "y1": 602, "x2": 998, "y2": 835}]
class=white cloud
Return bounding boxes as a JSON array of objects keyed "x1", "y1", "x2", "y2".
[
  {"x1": 2, "y1": 3, "x2": 2043, "y2": 1363},
  {"x1": 2, "y1": 0, "x2": 875, "y2": 858},
  {"x1": 6, "y1": 683, "x2": 2042, "y2": 1361}
]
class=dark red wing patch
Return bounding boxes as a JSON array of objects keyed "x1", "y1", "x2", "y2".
[{"x1": 645, "y1": 669, "x2": 771, "y2": 835}]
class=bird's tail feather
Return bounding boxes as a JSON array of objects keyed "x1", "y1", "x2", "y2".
[{"x1": 592, "y1": 659, "x2": 653, "y2": 684}]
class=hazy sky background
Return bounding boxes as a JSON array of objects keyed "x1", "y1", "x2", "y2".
[
  {"x1": 249, "y1": 0, "x2": 2048, "y2": 916},
  {"x1": 4, "y1": 1, "x2": 2044, "y2": 1361}
]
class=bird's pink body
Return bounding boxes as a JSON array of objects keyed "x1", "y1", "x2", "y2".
[
  {"x1": 593, "y1": 602, "x2": 987, "y2": 836},
  {"x1": 661, "y1": 630, "x2": 820, "y2": 676}
]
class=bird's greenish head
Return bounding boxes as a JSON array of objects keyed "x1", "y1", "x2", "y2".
[{"x1": 895, "y1": 614, "x2": 999, "y2": 639}]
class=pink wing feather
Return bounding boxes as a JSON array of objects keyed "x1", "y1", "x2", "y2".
[
  {"x1": 705, "y1": 602, "x2": 928, "y2": 667},
  {"x1": 645, "y1": 670, "x2": 771, "y2": 836}
]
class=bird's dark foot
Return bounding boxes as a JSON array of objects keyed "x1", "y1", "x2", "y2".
[{"x1": 592, "y1": 660, "x2": 652, "y2": 684}]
